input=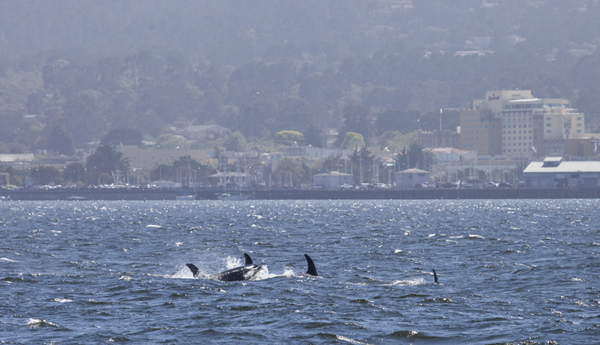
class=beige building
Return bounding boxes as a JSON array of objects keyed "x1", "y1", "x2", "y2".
[
  {"x1": 465, "y1": 90, "x2": 590, "y2": 158},
  {"x1": 418, "y1": 130, "x2": 461, "y2": 149},
  {"x1": 119, "y1": 145, "x2": 208, "y2": 169},
  {"x1": 501, "y1": 98, "x2": 585, "y2": 156},
  {"x1": 459, "y1": 109, "x2": 502, "y2": 155}
]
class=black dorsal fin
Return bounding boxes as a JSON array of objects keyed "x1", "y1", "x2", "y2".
[
  {"x1": 433, "y1": 269, "x2": 439, "y2": 284},
  {"x1": 244, "y1": 253, "x2": 253, "y2": 266},
  {"x1": 186, "y1": 263, "x2": 200, "y2": 278},
  {"x1": 304, "y1": 254, "x2": 318, "y2": 276}
]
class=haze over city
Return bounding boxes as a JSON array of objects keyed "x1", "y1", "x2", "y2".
[{"x1": 1, "y1": 0, "x2": 600, "y2": 189}]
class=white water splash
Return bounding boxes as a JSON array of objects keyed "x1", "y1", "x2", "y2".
[
  {"x1": 51, "y1": 298, "x2": 73, "y2": 303},
  {"x1": 391, "y1": 277, "x2": 427, "y2": 286},
  {"x1": 27, "y1": 318, "x2": 58, "y2": 327}
]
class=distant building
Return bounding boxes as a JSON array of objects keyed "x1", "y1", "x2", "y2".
[
  {"x1": 119, "y1": 145, "x2": 208, "y2": 169},
  {"x1": 313, "y1": 171, "x2": 353, "y2": 189},
  {"x1": 395, "y1": 168, "x2": 431, "y2": 189},
  {"x1": 418, "y1": 130, "x2": 461, "y2": 149},
  {"x1": 427, "y1": 148, "x2": 476, "y2": 164},
  {"x1": 459, "y1": 109, "x2": 502, "y2": 155},
  {"x1": 466, "y1": 90, "x2": 592, "y2": 158},
  {"x1": 177, "y1": 125, "x2": 231, "y2": 141},
  {"x1": 147, "y1": 180, "x2": 182, "y2": 188},
  {"x1": 523, "y1": 156, "x2": 600, "y2": 188},
  {"x1": 283, "y1": 143, "x2": 351, "y2": 159},
  {"x1": 0, "y1": 154, "x2": 34, "y2": 164}
]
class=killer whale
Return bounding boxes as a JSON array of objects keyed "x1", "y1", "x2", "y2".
[
  {"x1": 432, "y1": 269, "x2": 439, "y2": 284},
  {"x1": 298, "y1": 254, "x2": 318, "y2": 277},
  {"x1": 186, "y1": 253, "x2": 264, "y2": 281}
]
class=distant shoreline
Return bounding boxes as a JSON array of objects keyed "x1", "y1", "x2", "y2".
[{"x1": 3, "y1": 187, "x2": 600, "y2": 200}]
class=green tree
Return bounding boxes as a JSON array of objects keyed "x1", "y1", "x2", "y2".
[
  {"x1": 101, "y1": 128, "x2": 143, "y2": 146},
  {"x1": 86, "y1": 145, "x2": 130, "y2": 185},
  {"x1": 223, "y1": 131, "x2": 248, "y2": 152},
  {"x1": 155, "y1": 134, "x2": 191, "y2": 150},
  {"x1": 394, "y1": 143, "x2": 431, "y2": 171},
  {"x1": 30, "y1": 166, "x2": 60, "y2": 186},
  {"x1": 303, "y1": 122, "x2": 325, "y2": 148},
  {"x1": 62, "y1": 90, "x2": 108, "y2": 146},
  {"x1": 237, "y1": 93, "x2": 279, "y2": 139},
  {"x1": 46, "y1": 117, "x2": 75, "y2": 155},
  {"x1": 274, "y1": 130, "x2": 305, "y2": 146},
  {"x1": 375, "y1": 109, "x2": 422, "y2": 134},
  {"x1": 278, "y1": 97, "x2": 313, "y2": 132},
  {"x1": 272, "y1": 157, "x2": 310, "y2": 187},
  {"x1": 63, "y1": 163, "x2": 85, "y2": 184},
  {"x1": 340, "y1": 132, "x2": 365, "y2": 150},
  {"x1": 350, "y1": 146, "x2": 376, "y2": 184}
]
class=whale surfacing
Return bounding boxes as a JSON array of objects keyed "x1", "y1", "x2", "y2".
[
  {"x1": 186, "y1": 253, "x2": 264, "y2": 281},
  {"x1": 298, "y1": 254, "x2": 318, "y2": 277}
]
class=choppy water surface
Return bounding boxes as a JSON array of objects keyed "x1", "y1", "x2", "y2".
[{"x1": 1, "y1": 199, "x2": 599, "y2": 344}]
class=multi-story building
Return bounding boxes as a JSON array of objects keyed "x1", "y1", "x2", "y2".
[
  {"x1": 500, "y1": 98, "x2": 585, "y2": 156},
  {"x1": 459, "y1": 109, "x2": 502, "y2": 155},
  {"x1": 463, "y1": 90, "x2": 589, "y2": 158}
]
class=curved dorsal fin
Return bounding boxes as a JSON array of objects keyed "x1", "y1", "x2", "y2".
[
  {"x1": 186, "y1": 263, "x2": 200, "y2": 278},
  {"x1": 433, "y1": 269, "x2": 439, "y2": 284},
  {"x1": 244, "y1": 253, "x2": 253, "y2": 266},
  {"x1": 304, "y1": 254, "x2": 318, "y2": 276}
]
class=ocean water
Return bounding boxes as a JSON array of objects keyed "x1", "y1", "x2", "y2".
[{"x1": 1, "y1": 199, "x2": 599, "y2": 344}]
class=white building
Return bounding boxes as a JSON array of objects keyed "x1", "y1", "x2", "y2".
[
  {"x1": 501, "y1": 98, "x2": 585, "y2": 156},
  {"x1": 523, "y1": 156, "x2": 600, "y2": 188},
  {"x1": 313, "y1": 171, "x2": 353, "y2": 189},
  {"x1": 395, "y1": 168, "x2": 431, "y2": 189}
]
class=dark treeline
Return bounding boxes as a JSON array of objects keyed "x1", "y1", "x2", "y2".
[{"x1": 2, "y1": 0, "x2": 600, "y2": 155}]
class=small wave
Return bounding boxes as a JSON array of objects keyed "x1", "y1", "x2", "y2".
[
  {"x1": 336, "y1": 335, "x2": 373, "y2": 345},
  {"x1": 392, "y1": 277, "x2": 427, "y2": 286},
  {"x1": 27, "y1": 318, "x2": 58, "y2": 327},
  {"x1": 1, "y1": 257, "x2": 16, "y2": 262},
  {"x1": 468, "y1": 234, "x2": 485, "y2": 239},
  {"x1": 146, "y1": 224, "x2": 162, "y2": 229},
  {"x1": 51, "y1": 298, "x2": 72, "y2": 303},
  {"x1": 119, "y1": 275, "x2": 132, "y2": 281},
  {"x1": 87, "y1": 299, "x2": 111, "y2": 305}
]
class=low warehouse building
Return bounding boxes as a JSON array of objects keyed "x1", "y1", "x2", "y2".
[
  {"x1": 523, "y1": 156, "x2": 600, "y2": 188},
  {"x1": 395, "y1": 168, "x2": 431, "y2": 189},
  {"x1": 313, "y1": 171, "x2": 353, "y2": 189}
]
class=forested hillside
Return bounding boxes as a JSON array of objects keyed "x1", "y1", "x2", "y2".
[{"x1": 1, "y1": 0, "x2": 600, "y2": 154}]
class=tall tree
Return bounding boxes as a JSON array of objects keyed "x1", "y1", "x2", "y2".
[
  {"x1": 86, "y1": 145, "x2": 130, "y2": 185},
  {"x1": 62, "y1": 90, "x2": 107, "y2": 146},
  {"x1": 46, "y1": 116, "x2": 75, "y2": 155}
]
